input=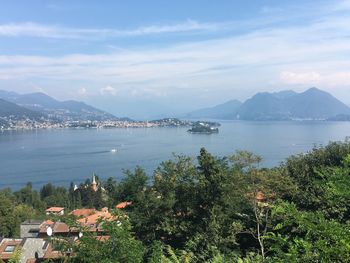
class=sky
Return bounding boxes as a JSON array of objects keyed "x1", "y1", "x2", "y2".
[{"x1": 0, "y1": 0, "x2": 350, "y2": 119}]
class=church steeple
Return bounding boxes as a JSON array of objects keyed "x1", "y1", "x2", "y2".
[{"x1": 91, "y1": 173, "x2": 97, "y2": 192}]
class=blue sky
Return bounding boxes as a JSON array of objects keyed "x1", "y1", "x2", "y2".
[{"x1": 0, "y1": 0, "x2": 350, "y2": 118}]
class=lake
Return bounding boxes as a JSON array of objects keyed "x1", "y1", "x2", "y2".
[{"x1": 1, "y1": 121, "x2": 349, "y2": 189}]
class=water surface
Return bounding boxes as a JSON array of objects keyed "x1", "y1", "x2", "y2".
[{"x1": 1, "y1": 121, "x2": 349, "y2": 189}]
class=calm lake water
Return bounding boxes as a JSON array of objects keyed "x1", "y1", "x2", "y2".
[{"x1": 1, "y1": 121, "x2": 350, "y2": 189}]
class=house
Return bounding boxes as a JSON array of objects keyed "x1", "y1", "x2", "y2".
[
  {"x1": 115, "y1": 201, "x2": 132, "y2": 209},
  {"x1": 45, "y1": 207, "x2": 65, "y2": 216},
  {"x1": 76, "y1": 207, "x2": 115, "y2": 227},
  {"x1": 70, "y1": 208, "x2": 95, "y2": 217},
  {"x1": 20, "y1": 220, "x2": 42, "y2": 238},
  {"x1": 38, "y1": 221, "x2": 72, "y2": 238},
  {"x1": 0, "y1": 238, "x2": 22, "y2": 262},
  {"x1": 38, "y1": 208, "x2": 116, "y2": 238},
  {"x1": 0, "y1": 237, "x2": 57, "y2": 263},
  {"x1": 10, "y1": 207, "x2": 121, "y2": 262}
]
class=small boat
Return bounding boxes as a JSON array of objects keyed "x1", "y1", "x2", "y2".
[{"x1": 111, "y1": 148, "x2": 117, "y2": 153}]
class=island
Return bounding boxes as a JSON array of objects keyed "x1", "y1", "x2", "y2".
[{"x1": 188, "y1": 121, "x2": 220, "y2": 134}]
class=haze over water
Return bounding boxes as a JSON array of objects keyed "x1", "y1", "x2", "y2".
[{"x1": 1, "y1": 120, "x2": 350, "y2": 189}]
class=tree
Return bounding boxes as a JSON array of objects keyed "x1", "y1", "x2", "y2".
[
  {"x1": 0, "y1": 192, "x2": 17, "y2": 237},
  {"x1": 116, "y1": 167, "x2": 148, "y2": 202},
  {"x1": 69, "y1": 211, "x2": 144, "y2": 263},
  {"x1": 14, "y1": 182, "x2": 45, "y2": 210},
  {"x1": 268, "y1": 201, "x2": 350, "y2": 262},
  {"x1": 284, "y1": 141, "x2": 350, "y2": 210}
]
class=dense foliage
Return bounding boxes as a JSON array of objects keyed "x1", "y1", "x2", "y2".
[{"x1": 1, "y1": 141, "x2": 350, "y2": 262}]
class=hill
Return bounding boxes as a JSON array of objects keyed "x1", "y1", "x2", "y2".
[
  {"x1": 185, "y1": 100, "x2": 242, "y2": 119},
  {"x1": 0, "y1": 90, "x2": 118, "y2": 121},
  {"x1": 0, "y1": 98, "x2": 45, "y2": 120},
  {"x1": 284, "y1": 88, "x2": 350, "y2": 119},
  {"x1": 188, "y1": 88, "x2": 350, "y2": 121},
  {"x1": 237, "y1": 87, "x2": 350, "y2": 120}
]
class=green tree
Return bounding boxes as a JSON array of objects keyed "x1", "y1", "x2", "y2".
[
  {"x1": 69, "y1": 211, "x2": 144, "y2": 263},
  {"x1": 0, "y1": 192, "x2": 17, "y2": 237},
  {"x1": 116, "y1": 167, "x2": 148, "y2": 202},
  {"x1": 268, "y1": 201, "x2": 350, "y2": 262}
]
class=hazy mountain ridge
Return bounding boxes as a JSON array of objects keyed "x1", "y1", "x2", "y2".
[
  {"x1": 0, "y1": 90, "x2": 119, "y2": 121},
  {"x1": 0, "y1": 98, "x2": 46, "y2": 120},
  {"x1": 1, "y1": 88, "x2": 349, "y2": 122},
  {"x1": 185, "y1": 100, "x2": 242, "y2": 119},
  {"x1": 187, "y1": 88, "x2": 350, "y2": 121}
]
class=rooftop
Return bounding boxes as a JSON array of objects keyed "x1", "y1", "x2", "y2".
[
  {"x1": 70, "y1": 208, "x2": 95, "y2": 217},
  {"x1": 116, "y1": 201, "x2": 132, "y2": 209},
  {"x1": 45, "y1": 207, "x2": 64, "y2": 212}
]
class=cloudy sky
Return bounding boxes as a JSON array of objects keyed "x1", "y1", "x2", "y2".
[{"x1": 1, "y1": 0, "x2": 350, "y2": 118}]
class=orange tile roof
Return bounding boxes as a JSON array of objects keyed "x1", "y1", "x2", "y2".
[
  {"x1": 0, "y1": 239, "x2": 22, "y2": 259},
  {"x1": 43, "y1": 243, "x2": 64, "y2": 259},
  {"x1": 255, "y1": 191, "x2": 265, "y2": 201},
  {"x1": 70, "y1": 208, "x2": 96, "y2": 217},
  {"x1": 46, "y1": 207, "x2": 64, "y2": 212},
  {"x1": 43, "y1": 219, "x2": 54, "y2": 225},
  {"x1": 38, "y1": 208, "x2": 118, "y2": 236},
  {"x1": 116, "y1": 201, "x2": 132, "y2": 209},
  {"x1": 39, "y1": 221, "x2": 71, "y2": 234},
  {"x1": 77, "y1": 210, "x2": 114, "y2": 226},
  {"x1": 96, "y1": 235, "x2": 110, "y2": 241}
]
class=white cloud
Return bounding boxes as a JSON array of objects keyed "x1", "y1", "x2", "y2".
[
  {"x1": 1, "y1": 1, "x2": 350, "y2": 103},
  {"x1": 327, "y1": 72, "x2": 350, "y2": 86},
  {"x1": 333, "y1": 0, "x2": 350, "y2": 11},
  {"x1": 0, "y1": 20, "x2": 219, "y2": 39},
  {"x1": 100, "y1": 86, "x2": 117, "y2": 96},
  {"x1": 77, "y1": 87, "x2": 87, "y2": 96},
  {"x1": 0, "y1": 22, "x2": 73, "y2": 38},
  {"x1": 280, "y1": 71, "x2": 321, "y2": 85},
  {"x1": 280, "y1": 71, "x2": 350, "y2": 87}
]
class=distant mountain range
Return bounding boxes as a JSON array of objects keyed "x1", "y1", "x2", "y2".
[
  {"x1": 0, "y1": 98, "x2": 45, "y2": 119},
  {"x1": 0, "y1": 90, "x2": 121, "y2": 121},
  {"x1": 1, "y1": 87, "x2": 349, "y2": 123},
  {"x1": 186, "y1": 88, "x2": 350, "y2": 121}
]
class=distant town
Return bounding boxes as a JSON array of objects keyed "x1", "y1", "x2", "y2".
[{"x1": 0, "y1": 117, "x2": 219, "y2": 131}]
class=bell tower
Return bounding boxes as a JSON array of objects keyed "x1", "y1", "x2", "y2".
[{"x1": 91, "y1": 174, "x2": 97, "y2": 192}]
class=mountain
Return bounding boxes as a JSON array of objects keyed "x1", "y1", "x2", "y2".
[
  {"x1": 237, "y1": 87, "x2": 350, "y2": 120},
  {"x1": 186, "y1": 88, "x2": 350, "y2": 121},
  {"x1": 272, "y1": 90, "x2": 297, "y2": 99},
  {"x1": 0, "y1": 90, "x2": 118, "y2": 121},
  {"x1": 185, "y1": 100, "x2": 242, "y2": 119},
  {"x1": 327, "y1": 114, "x2": 350, "y2": 121},
  {"x1": 0, "y1": 98, "x2": 45, "y2": 119},
  {"x1": 284, "y1": 88, "x2": 350, "y2": 119},
  {"x1": 236, "y1": 92, "x2": 290, "y2": 120}
]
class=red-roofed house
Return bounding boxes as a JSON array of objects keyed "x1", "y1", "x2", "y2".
[
  {"x1": 115, "y1": 201, "x2": 132, "y2": 209},
  {"x1": 77, "y1": 208, "x2": 115, "y2": 227},
  {"x1": 0, "y1": 238, "x2": 54, "y2": 263},
  {"x1": 70, "y1": 208, "x2": 95, "y2": 217},
  {"x1": 45, "y1": 207, "x2": 65, "y2": 216}
]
